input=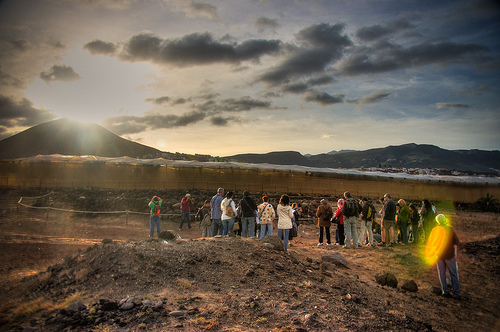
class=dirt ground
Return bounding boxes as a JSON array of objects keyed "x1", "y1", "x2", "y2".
[{"x1": 0, "y1": 189, "x2": 499, "y2": 331}]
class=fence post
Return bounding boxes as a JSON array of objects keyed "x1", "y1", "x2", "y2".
[
  {"x1": 126, "y1": 210, "x2": 129, "y2": 225},
  {"x1": 46, "y1": 208, "x2": 49, "y2": 221}
]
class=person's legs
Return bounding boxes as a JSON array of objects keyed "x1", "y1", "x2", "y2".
[
  {"x1": 412, "y1": 223, "x2": 419, "y2": 244},
  {"x1": 268, "y1": 223, "x2": 273, "y2": 236},
  {"x1": 241, "y1": 217, "x2": 249, "y2": 237},
  {"x1": 283, "y1": 229, "x2": 290, "y2": 251},
  {"x1": 401, "y1": 222, "x2": 408, "y2": 244},
  {"x1": 319, "y1": 226, "x2": 324, "y2": 244},
  {"x1": 227, "y1": 218, "x2": 235, "y2": 235},
  {"x1": 248, "y1": 217, "x2": 255, "y2": 237},
  {"x1": 367, "y1": 221, "x2": 373, "y2": 245},
  {"x1": 179, "y1": 211, "x2": 186, "y2": 230},
  {"x1": 437, "y1": 259, "x2": 450, "y2": 295},
  {"x1": 446, "y1": 257, "x2": 460, "y2": 297},
  {"x1": 187, "y1": 212, "x2": 191, "y2": 230},
  {"x1": 325, "y1": 226, "x2": 331, "y2": 245},
  {"x1": 277, "y1": 229, "x2": 283, "y2": 241},
  {"x1": 389, "y1": 222, "x2": 396, "y2": 244},
  {"x1": 335, "y1": 227, "x2": 339, "y2": 244},
  {"x1": 211, "y1": 218, "x2": 221, "y2": 236},
  {"x1": 222, "y1": 219, "x2": 229, "y2": 236},
  {"x1": 259, "y1": 223, "x2": 266, "y2": 238},
  {"x1": 351, "y1": 217, "x2": 358, "y2": 248},
  {"x1": 156, "y1": 216, "x2": 161, "y2": 235},
  {"x1": 150, "y1": 216, "x2": 155, "y2": 237},
  {"x1": 339, "y1": 224, "x2": 345, "y2": 245},
  {"x1": 344, "y1": 218, "x2": 352, "y2": 248},
  {"x1": 359, "y1": 220, "x2": 366, "y2": 246}
]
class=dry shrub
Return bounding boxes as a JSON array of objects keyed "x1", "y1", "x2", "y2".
[
  {"x1": 176, "y1": 278, "x2": 193, "y2": 289},
  {"x1": 54, "y1": 292, "x2": 84, "y2": 310},
  {"x1": 74, "y1": 267, "x2": 90, "y2": 283},
  {"x1": 8, "y1": 297, "x2": 54, "y2": 320},
  {"x1": 193, "y1": 316, "x2": 219, "y2": 330}
]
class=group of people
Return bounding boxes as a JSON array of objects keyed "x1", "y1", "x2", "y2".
[{"x1": 148, "y1": 189, "x2": 460, "y2": 299}]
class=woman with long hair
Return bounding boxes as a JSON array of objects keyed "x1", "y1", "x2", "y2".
[
  {"x1": 220, "y1": 191, "x2": 236, "y2": 236},
  {"x1": 276, "y1": 194, "x2": 294, "y2": 252}
]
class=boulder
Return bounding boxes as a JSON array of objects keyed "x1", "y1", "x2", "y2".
[
  {"x1": 158, "y1": 230, "x2": 178, "y2": 241},
  {"x1": 401, "y1": 280, "x2": 419, "y2": 293},
  {"x1": 66, "y1": 301, "x2": 86, "y2": 314},
  {"x1": 259, "y1": 235, "x2": 284, "y2": 251},
  {"x1": 375, "y1": 272, "x2": 398, "y2": 288},
  {"x1": 321, "y1": 252, "x2": 348, "y2": 268}
]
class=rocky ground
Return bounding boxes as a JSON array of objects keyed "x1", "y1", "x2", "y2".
[{"x1": 0, "y1": 188, "x2": 499, "y2": 331}]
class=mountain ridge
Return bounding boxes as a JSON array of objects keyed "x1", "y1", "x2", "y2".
[{"x1": 1, "y1": 119, "x2": 498, "y2": 174}]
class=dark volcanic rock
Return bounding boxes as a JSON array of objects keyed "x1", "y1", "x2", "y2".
[{"x1": 375, "y1": 272, "x2": 398, "y2": 288}]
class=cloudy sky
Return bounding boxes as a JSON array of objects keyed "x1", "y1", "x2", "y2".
[{"x1": 1, "y1": 0, "x2": 499, "y2": 156}]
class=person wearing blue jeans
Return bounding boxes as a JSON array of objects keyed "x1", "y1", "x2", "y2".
[
  {"x1": 211, "y1": 188, "x2": 224, "y2": 236},
  {"x1": 239, "y1": 191, "x2": 258, "y2": 237},
  {"x1": 258, "y1": 196, "x2": 275, "y2": 239},
  {"x1": 220, "y1": 191, "x2": 236, "y2": 236},
  {"x1": 276, "y1": 194, "x2": 294, "y2": 252},
  {"x1": 342, "y1": 192, "x2": 361, "y2": 249},
  {"x1": 148, "y1": 195, "x2": 162, "y2": 237},
  {"x1": 434, "y1": 214, "x2": 461, "y2": 299},
  {"x1": 222, "y1": 218, "x2": 235, "y2": 236}
]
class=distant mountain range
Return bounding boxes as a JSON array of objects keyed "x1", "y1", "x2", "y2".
[
  {"x1": 0, "y1": 118, "x2": 161, "y2": 159},
  {"x1": 227, "y1": 144, "x2": 500, "y2": 174},
  {"x1": 1, "y1": 119, "x2": 498, "y2": 174}
]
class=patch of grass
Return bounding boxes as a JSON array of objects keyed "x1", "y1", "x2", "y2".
[
  {"x1": 54, "y1": 292, "x2": 84, "y2": 310},
  {"x1": 8, "y1": 297, "x2": 54, "y2": 320},
  {"x1": 256, "y1": 317, "x2": 268, "y2": 324}
]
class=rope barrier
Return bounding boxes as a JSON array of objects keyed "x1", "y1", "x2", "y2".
[{"x1": 16, "y1": 196, "x2": 182, "y2": 217}]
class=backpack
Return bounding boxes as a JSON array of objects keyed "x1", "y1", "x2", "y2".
[
  {"x1": 366, "y1": 205, "x2": 375, "y2": 221},
  {"x1": 153, "y1": 202, "x2": 161, "y2": 216},
  {"x1": 343, "y1": 199, "x2": 359, "y2": 217},
  {"x1": 200, "y1": 212, "x2": 212, "y2": 226},
  {"x1": 322, "y1": 208, "x2": 333, "y2": 222}
]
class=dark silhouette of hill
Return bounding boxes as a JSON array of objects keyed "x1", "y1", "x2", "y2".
[
  {"x1": 228, "y1": 143, "x2": 500, "y2": 173},
  {"x1": 228, "y1": 151, "x2": 313, "y2": 166},
  {"x1": 0, "y1": 118, "x2": 162, "y2": 159}
]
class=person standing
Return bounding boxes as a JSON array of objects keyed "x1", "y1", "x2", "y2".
[
  {"x1": 359, "y1": 198, "x2": 374, "y2": 246},
  {"x1": 211, "y1": 188, "x2": 224, "y2": 236},
  {"x1": 381, "y1": 193, "x2": 397, "y2": 246},
  {"x1": 179, "y1": 193, "x2": 194, "y2": 231},
  {"x1": 334, "y1": 198, "x2": 345, "y2": 245},
  {"x1": 277, "y1": 194, "x2": 294, "y2": 252},
  {"x1": 240, "y1": 191, "x2": 258, "y2": 238},
  {"x1": 221, "y1": 191, "x2": 237, "y2": 236},
  {"x1": 420, "y1": 199, "x2": 436, "y2": 242},
  {"x1": 409, "y1": 203, "x2": 420, "y2": 244},
  {"x1": 397, "y1": 199, "x2": 411, "y2": 245},
  {"x1": 148, "y1": 195, "x2": 163, "y2": 237},
  {"x1": 432, "y1": 214, "x2": 461, "y2": 299},
  {"x1": 342, "y1": 192, "x2": 361, "y2": 249},
  {"x1": 198, "y1": 200, "x2": 212, "y2": 237},
  {"x1": 316, "y1": 199, "x2": 333, "y2": 246},
  {"x1": 258, "y1": 196, "x2": 275, "y2": 238}
]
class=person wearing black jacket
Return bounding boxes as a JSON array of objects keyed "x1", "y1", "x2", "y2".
[
  {"x1": 382, "y1": 193, "x2": 397, "y2": 246},
  {"x1": 239, "y1": 191, "x2": 258, "y2": 238}
]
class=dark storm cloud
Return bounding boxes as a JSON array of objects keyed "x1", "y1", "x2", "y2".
[
  {"x1": 282, "y1": 82, "x2": 309, "y2": 94},
  {"x1": 435, "y1": 103, "x2": 470, "y2": 109},
  {"x1": 259, "y1": 23, "x2": 351, "y2": 84},
  {"x1": 145, "y1": 96, "x2": 170, "y2": 104},
  {"x1": 255, "y1": 17, "x2": 279, "y2": 32},
  {"x1": 172, "y1": 98, "x2": 189, "y2": 105},
  {"x1": 39, "y1": 65, "x2": 81, "y2": 82},
  {"x1": 347, "y1": 90, "x2": 390, "y2": 105},
  {"x1": 338, "y1": 41, "x2": 488, "y2": 76},
  {"x1": 0, "y1": 68, "x2": 24, "y2": 88},
  {"x1": 195, "y1": 96, "x2": 272, "y2": 113},
  {"x1": 210, "y1": 116, "x2": 229, "y2": 126},
  {"x1": 102, "y1": 111, "x2": 207, "y2": 135},
  {"x1": 83, "y1": 39, "x2": 117, "y2": 55},
  {"x1": 112, "y1": 32, "x2": 281, "y2": 66},
  {"x1": 355, "y1": 19, "x2": 414, "y2": 41},
  {"x1": 0, "y1": 95, "x2": 57, "y2": 128},
  {"x1": 306, "y1": 75, "x2": 336, "y2": 86},
  {"x1": 304, "y1": 91, "x2": 344, "y2": 105}
]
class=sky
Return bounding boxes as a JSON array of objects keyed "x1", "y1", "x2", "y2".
[{"x1": 0, "y1": 0, "x2": 499, "y2": 156}]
